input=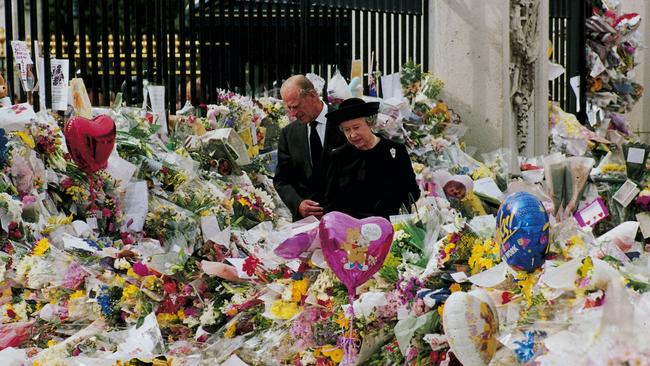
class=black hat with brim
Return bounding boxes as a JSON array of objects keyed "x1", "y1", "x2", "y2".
[{"x1": 326, "y1": 97, "x2": 380, "y2": 125}]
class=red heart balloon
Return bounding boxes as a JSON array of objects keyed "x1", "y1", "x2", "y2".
[{"x1": 64, "y1": 115, "x2": 116, "y2": 174}]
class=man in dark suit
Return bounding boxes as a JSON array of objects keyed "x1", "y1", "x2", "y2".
[{"x1": 274, "y1": 75, "x2": 347, "y2": 221}]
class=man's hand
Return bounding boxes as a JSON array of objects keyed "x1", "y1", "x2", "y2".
[{"x1": 298, "y1": 199, "x2": 323, "y2": 218}]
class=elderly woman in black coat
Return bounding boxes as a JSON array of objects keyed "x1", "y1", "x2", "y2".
[{"x1": 322, "y1": 98, "x2": 420, "y2": 219}]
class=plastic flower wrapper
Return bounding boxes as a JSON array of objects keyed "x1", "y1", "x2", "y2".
[
  {"x1": 617, "y1": 253, "x2": 650, "y2": 292},
  {"x1": 374, "y1": 102, "x2": 406, "y2": 143},
  {"x1": 327, "y1": 70, "x2": 353, "y2": 106},
  {"x1": 548, "y1": 102, "x2": 605, "y2": 156},
  {"x1": 231, "y1": 185, "x2": 276, "y2": 230},
  {"x1": 185, "y1": 128, "x2": 250, "y2": 176},
  {"x1": 115, "y1": 110, "x2": 163, "y2": 160},
  {"x1": 400, "y1": 60, "x2": 423, "y2": 104},
  {"x1": 168, "y1": 114, "x2": 208, "y2": 150},
  {"x1": 212, "y1": 89, "x2": 266, "y2": 133},
  {"x1": 168, "y1": 179, "x2": 230, "y2": 225},
  {"x1": 548, "y1": 219, "x2": 597, "y2": 260},
  {"x1": 245, "y1": 327, "x2": 303, "y2": 365},
  {"x1": 144, "y1": 196, "x2": 200, "y2": 248},
  {"x1": 390, "y1": 213, "x2": 427, "y2": 268},
  {"x1": 480, "y1": 148, "x2": 513, "y2": 190},
  {"x1": 563, "y1": 157, "x2": 595, "y2": 217},
  {"x1": 590, "y1": 149, "x2": 626, "y2": 179}
]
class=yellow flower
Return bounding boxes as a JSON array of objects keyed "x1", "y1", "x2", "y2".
[
  {"x1": 47, "y1": 339, "x2": 57, "y2": 348},
  {"x1": 601, "y1": 163, "x2": 626, "y2": 174},
  {"x1": 238, "y1": 197, "x2": 251, "y2": 208},
  {"x1": 177, "y1": 308, "x2": 186, "y2": 321},
  {"x1": 126, "y1": 268, "x2": 140, "y2": 279},
  {"x1": 412, "y1": 162, "x2": 425, "y2": 174},
  {"x1": 471, "y1": 165, "x2": 496, "y2": 180},
  {"x1": 321, "y1": 345, "x2": 344, "y2": 363},
  {"x1": 224, "y1": 320, "x2": 237, "y2": 338},
  {"x1": 69, "y1": 290, "x2": 85, "y2": 301},
  {"x1": 270, "y1": 300, "x2": 301, "y2": 319},
  {"x1": 577, "y1": 256, "x2": 594, "y2": 280},
  {"x1": 515, "y1": 271, "x2": 540, "y2": 307},
  {"x1": 438, "y1": 304, "x2": 445, "y2": 317},
  {"x1": 142, "y1": 275, "x2": 159, "y2": 290},
  {"x1": 14, "y1": 131, "x2": 35, "y2": 149},
  {"x1": 291, "y1": 278, "x2": 309, "y2": 302},
  {"x1": 450, "y1": 283, "x2": 462, "y2": 293},
  {"x1": 199, "y1": 210, "x2": 210, "y2": 217},
  {"x1": 120, "y1": 284, "x2": 139, "y2": 302},
  {"x1": 156, "y1": 312, "x2": 178, "y2": 325},
  {"x1": 33, "y1": 238, "x2": 50, "y2": 256},
  {"x1": 335, "y1": 311, "x2": 349, "y2": 330}
]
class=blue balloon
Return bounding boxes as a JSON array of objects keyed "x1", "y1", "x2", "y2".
[{"x1": 496, "y1": 192, "x2": 550, "y2": 272}]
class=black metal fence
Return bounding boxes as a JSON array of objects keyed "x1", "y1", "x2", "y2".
[
  {"x1": 549, "y1": 0, "x2": 586, "y2": 119},
  {"x1": 1, "y1": 0, "x2": 427, "y2": 111}
]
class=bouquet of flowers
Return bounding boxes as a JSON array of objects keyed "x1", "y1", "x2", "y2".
[{"x1": 231, "y1": 186, "x2": 276, "y2": 230}]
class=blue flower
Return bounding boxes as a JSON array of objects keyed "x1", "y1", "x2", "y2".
[
  {"x1": 514, "y1": 331, "x2": 536, "y2": 363},
  {"x1": 97, "y1": 287, "x2": 113, "y2": 315}
]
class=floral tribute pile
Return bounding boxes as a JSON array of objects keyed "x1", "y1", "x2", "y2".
[{"x1": 0, "y1": 38, "x2": 649, "y2": 366}]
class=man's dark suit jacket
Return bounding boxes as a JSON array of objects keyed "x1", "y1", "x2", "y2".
[{"x1": 274, "y1": 114, "x2": 347, "y2": 220}]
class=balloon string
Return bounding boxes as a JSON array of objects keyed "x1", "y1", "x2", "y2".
[{"x1": 340, "y1": 293, "x2": 358, "y2": 366}]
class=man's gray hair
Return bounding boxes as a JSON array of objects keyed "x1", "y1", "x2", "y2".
[{"x1": 281, "y1": 75, "x2": 316, "y2": 97}]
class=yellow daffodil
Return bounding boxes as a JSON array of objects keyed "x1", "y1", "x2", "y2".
[
  {"x1": 270, "y1": 300, "x2": 301, "y2": 319},
  {"x1": 14, "y1": 131, "x2": 35, "y2": 149},
  {"x1": 120, "y1": 284, "x2": 139, "y2": 302},
  {"x1": 291, "y1": 278, "x2": 309, "y2": 302},
  {"x1": 32, "y1": 238, "x2": 50, "y2": 256},
  {"x1": 321, "y1": 345, "x2": 344, "y2": 363},
  {"x1": 224, "y1": 320, "x2": 237, "y2": 338},
  {"x1": 335, "y1": 311, "x2": 349, "y2": 330},
  {"x1": 69, "y1": 290, "x2": 85, "y2": 301}
]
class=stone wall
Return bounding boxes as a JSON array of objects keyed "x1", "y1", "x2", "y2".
[{"x1": 428, "y1": 0, "x2": 513, "y2": 155}]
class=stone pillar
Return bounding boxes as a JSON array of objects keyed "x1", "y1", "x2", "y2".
[{"x1": 428, "y1": 0, "x2": 549, "y2": 158}]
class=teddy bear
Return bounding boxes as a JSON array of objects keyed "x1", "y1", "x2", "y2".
[
  {"x1": 0, "y1": 73, "x2": 11, "y2": 107},
  {"x1": 341, "y1": 228, "x2": 369, "y2": 271}
]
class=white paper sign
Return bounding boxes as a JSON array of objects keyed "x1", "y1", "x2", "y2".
[
  {"x1": 50, "y1": 59, "x2": 69, "y2": 111},
  {"x1": 11, "y1": 41, "x2": 34, "y2": 92},
  {"x1": 62, "y1": 233, "x2": 100, "y2": 252},
  {"x1": 106, "y1": 152, "x2": 137, "y2": 189},
  {"x1": 626, "y1": 147, "x2": 646, "y2": 164},
  {"x1": 35, "y1": 43, "x2": 46, "y2": 112},
  {"x1": 613, "y1": 180, "x2": 640, "y2": 208},
  {"x1": 380, "y1": 72, "x2": 404, "y2": 100},
  {"x1": 200, "y1": 215, "x2": 221, "y2": 243},
  {"x1": 147, "y1": 85, "x2": 168, "y2": 135},
  {"x1": 123, "y1": 181, "x2": 149, "y2": 232}
]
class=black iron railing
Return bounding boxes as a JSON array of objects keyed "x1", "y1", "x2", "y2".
[{"x1": 2, "y1": 0, "x2": 427, "y2": 111}]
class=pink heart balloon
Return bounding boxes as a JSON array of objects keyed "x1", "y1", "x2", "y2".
[
  {"x1": 319, "y1": 211, "x2": 394, "y2": 298},
  {"x1": 64, "y1": 115, "x2": 116, "y2": 174}
]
